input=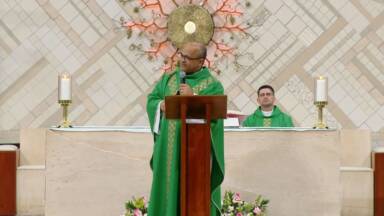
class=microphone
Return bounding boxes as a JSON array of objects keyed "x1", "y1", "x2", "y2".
[
  {"x1": 180, "y1": 71, "x2": 186, "y2": 84},
  {"x1": 177, "y1": 71, "x2": 186, "y2": 95}
]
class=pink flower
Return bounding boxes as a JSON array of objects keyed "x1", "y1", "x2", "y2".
[
  {"x1": 253, "y1": 207, "x2": 261, "y2": 215},
  {"x1": 233, "y1": 193, "x2": 242, "y2": 203},
  {"x1": 236, "y1": 213, "x2": 243, "y2": 216},
  {"x1": 133, "y1": 209, "x2": 143, "y2": 216}
]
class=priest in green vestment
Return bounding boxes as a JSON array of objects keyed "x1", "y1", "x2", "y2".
[
  {"x1": 146, "y1": 42, "x2": 225, "y2": 216},
  {"x1": 242, "y1": 84, "x2": 294, "y2": 127}
]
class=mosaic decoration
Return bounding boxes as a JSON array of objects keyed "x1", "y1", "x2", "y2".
[{"x1": 119, "y1": 0, "x2": 254, "y2": 73}]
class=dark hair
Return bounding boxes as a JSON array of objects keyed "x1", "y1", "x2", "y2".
[{"x1": 257, "y1": 85, "x2": 275, "y2": 96}]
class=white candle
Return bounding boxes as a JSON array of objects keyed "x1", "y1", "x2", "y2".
[
  {"x1": 315, "y1": 77, "x2": 327, "y2": 102},
  {"x1": 58, "y1": 74, "x2": 71, "y2": 100}
]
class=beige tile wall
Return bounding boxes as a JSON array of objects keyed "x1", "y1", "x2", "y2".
[{"x1": 0, "y1": 0, "x2": 383, "y2": 146}]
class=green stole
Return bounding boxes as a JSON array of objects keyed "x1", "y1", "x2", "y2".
[
  {"x1": 146, "y1": 67, "x2": 225, "y2": 216},
  {"x1": 242, "y1": 106, "x2": 294, "y2": 127}
]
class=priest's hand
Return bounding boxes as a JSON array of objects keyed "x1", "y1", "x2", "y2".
[
  {"x1": 179, "y1": 84, "x2": 193, "y2": 96},
  {"x1": 160, "y1": 101, "x2": 166, "y2": 112}
]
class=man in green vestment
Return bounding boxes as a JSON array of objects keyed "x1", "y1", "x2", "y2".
[
  {"x1": 146, "y1": 42, "x2": 225, "y2": 215},
  {"x1": 242, "y1": 85, "x2": 294, "y2": 127}
]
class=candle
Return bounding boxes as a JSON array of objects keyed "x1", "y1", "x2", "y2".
[
  {"x1": 315, "y1": 76, "x2": 327, "y2": 102},
  {"x1": 58, "y1": 74, "x2": 71, "y2": 100}
]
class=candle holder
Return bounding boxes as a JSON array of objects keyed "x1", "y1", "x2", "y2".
[
  {"x1": 314, "y1": 101, "x2": 328, "y2": 129},
  {"x1": 58, "y1": 72, "x2": 72, "y2": 128},
  {"x1": 314, "y1": 76, "x2": 328, "y2": 129},
  {"x1": 58, "y1": 100, "x2": 72, "y2": 128}
]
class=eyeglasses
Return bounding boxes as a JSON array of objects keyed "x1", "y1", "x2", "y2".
[{"x1": 177, "y1": 52, "x2": 204, "y2": 61}]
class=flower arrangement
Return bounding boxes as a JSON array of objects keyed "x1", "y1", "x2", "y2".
[
  {"x1": 123, "y1": 191, "x2": 268, "y2": 216},
  {"x1": 123, "y1": 196, "x2": 147, "y2": 216},
  {"x1": 221, "y1": 191, "x2": 269, "y2": 216}
]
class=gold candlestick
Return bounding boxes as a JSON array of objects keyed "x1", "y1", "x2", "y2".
[
  {"x1": 314, "y1": 76, "x2": 328, "y2": 129},
  {"x1": 314, "y1": 101, "x2": 328, "y2": 129},
  {"x1": 58, "y1": 100, "x2": 72, "y2": 128},
  {"x1": 58, "y1": 72, "x2": 72, "y2": 128}
]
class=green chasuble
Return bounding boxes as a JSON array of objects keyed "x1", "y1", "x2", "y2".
[
  {"x1": 242, "y1": 106, "x2": 294, "y2": 127},
  {"x1": 146, "y1": 67, "x2": 225, "y2": 216}
]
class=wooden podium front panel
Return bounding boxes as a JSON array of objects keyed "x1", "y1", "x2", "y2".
[
  {"x1": 375, "y1": 152, "x2": 384, "y2": 216},
  {"x1": 186, "y1": 124, "x2": 211, "y2": 216},
  {"x1": 0, "y1": 151, "x2": 16, "y2": 216}
]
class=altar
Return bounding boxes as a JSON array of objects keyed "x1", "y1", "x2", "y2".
[{"x1": 15, "y1": 127, "x2": 373, "y2": 216}]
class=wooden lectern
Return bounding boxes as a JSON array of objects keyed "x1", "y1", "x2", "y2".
[{"x1": 165, "y1": 95, "x2": 227, "y2": 216}]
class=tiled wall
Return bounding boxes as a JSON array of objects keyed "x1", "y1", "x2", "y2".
[{"x1": 0, "y1": 0, "x2": 383, "y2": 146}]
